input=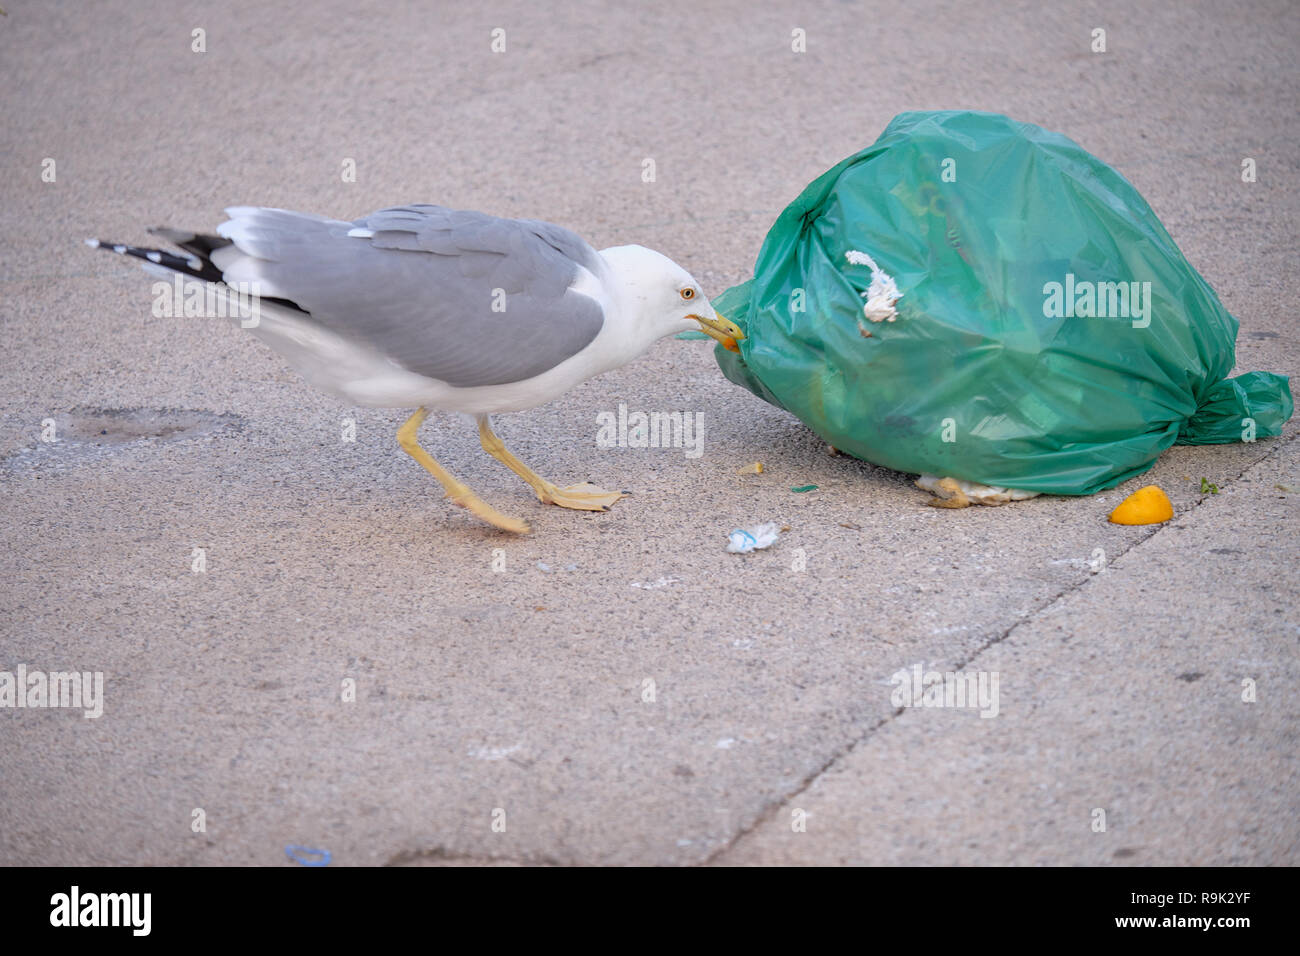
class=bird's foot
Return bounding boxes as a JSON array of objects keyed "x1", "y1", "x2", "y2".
[
  {"x1": 538, "y1": 481, "x2": 628, "y2": 512},
  {"x1": 445, "y1": 489, "x2": 531, "y2": 534}
]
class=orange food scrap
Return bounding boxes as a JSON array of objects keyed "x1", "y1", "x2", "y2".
[{"x1": 1108, "y1": 485, "x2": 1173, "y2": 525}]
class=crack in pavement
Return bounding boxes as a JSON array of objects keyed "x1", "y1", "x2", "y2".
[{"x1": 698, "y1": 433, "x2": 1299, "y2": 866}]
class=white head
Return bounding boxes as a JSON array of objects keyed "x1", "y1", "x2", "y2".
[{"x1": 597, "y1": 244, "x2": 744, "y2": 355}]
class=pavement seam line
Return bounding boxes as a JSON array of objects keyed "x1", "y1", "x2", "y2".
[{"x1": 699, "y1": 432, "x2": 1298, "y2": 865}]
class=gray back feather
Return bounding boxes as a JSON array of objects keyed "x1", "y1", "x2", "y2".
[{"x1": 216, "y1": 204, "x2": 607, "y2": 388}]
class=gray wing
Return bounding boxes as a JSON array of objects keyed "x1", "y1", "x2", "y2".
[{"x1": 212, "y1": 204, "x2": 607, "y2": 388}]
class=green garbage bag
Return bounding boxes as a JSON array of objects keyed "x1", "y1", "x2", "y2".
[{"x1": 713, "y1": 110, "x2": 1292, "y2": 495}]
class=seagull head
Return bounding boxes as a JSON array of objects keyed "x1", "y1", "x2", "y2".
[{"x1": 599, "y1": 245, "x2": 745, "y2": 353}]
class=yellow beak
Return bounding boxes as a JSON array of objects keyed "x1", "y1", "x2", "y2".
[{"x1": 691, "y1": 312, "x2": 745, "y2": 353}]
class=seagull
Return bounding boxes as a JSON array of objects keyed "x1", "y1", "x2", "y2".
[{"x1": 87, "y1": 205, "x2": 743, "y2": 533}]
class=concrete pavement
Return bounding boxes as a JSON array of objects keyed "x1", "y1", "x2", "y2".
[{"x1": 1, "y1": 0, "x2": 1296, "y2": 865}]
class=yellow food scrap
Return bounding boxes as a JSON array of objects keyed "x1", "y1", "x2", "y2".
[
  {"x1": 1109, "y1": 485, "x2": 1173, "y2": 525},
  {"x1": 737, "y1": 461, "x2": 764, "y2": 475}
]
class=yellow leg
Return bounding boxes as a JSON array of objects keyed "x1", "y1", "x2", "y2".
[
  {"x1": 397, "y1": 408, "x2": 530, "y2": 534},
  {"x1": 477, "y1": 416, "x2": 627, "y2": 512}
]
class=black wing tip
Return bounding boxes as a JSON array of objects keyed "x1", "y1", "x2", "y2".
[
  {"x1": 84, "y1": 236, "x2": 222, "y2": 281},
  {"x1": 82, "y1": 233, "x2": 310, "y2": 315},
  {"x1": 85, "y1": 238, "x2": 196, "y2": 266}
]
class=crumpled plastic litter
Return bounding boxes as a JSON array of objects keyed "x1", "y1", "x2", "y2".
[
  {"x1": 285, "y1": 845, "x2": 331, "y2": 866},
  {"x1": 726, "y1": 522, "x2": 780, "y2": 553}
]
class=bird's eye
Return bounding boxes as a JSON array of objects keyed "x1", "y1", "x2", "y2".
[{"x1": 680, "y1": 288, "x2": 696, "y2": 300}]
